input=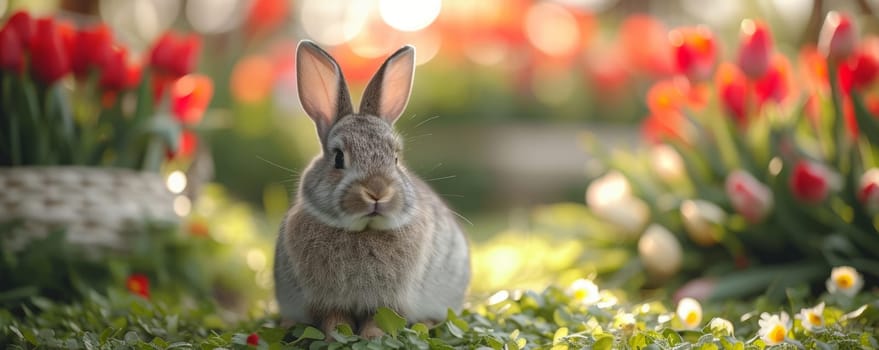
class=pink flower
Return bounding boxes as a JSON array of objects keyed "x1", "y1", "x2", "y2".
[
  {"x1": 858, "y1": 168, "x2": 879, "y2": 215},
  {"x1": 736, "y1": 19, "x2": 773, "y2": 79},
  {"x1": 726, "y1": 170, "x2": 774, "y2": 224},
  {"x1": 819, "y1": 11, "x2": 858, "y2": 62},
  {"x1": 790, "y1": 161, "x2": 839, "y2": 204}
]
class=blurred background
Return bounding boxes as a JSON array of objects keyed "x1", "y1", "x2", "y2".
[
  {"x1": 9, "y1": 0, "x2": 873, "y2": 227},
  {"x1": 3, "y1": 0, "x2": 878, "y2": 317}
]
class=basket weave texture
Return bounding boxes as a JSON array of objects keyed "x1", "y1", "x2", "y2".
[{"x1": 0, "y1": 167, "x2": 178, "y2": 252}]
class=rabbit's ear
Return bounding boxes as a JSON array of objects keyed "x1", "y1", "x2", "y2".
[
  {"x1": 297, "y1": 40, "x2": 354, "y2": 141},
  {"x1": 360, "y1": 45, "x2": 415, "y2": 124}
]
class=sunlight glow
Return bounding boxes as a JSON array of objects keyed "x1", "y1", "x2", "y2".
[
  {"x1": 173, "y1": 195, "x2": 192, "y2": 217},
  {"x1": 247, "y1": 249, "x2": 267, "y2": 271},
  {"x1": 186, "y1": 0, "x2": 241, "y2": 34},
  {"x1": 166, "y1": 170, "x2": 187, "y2": 194},
  {"x1": 488, "y1": 290, "x2": 510, "y2": 305},
  {"x1": 379, "y1": 0, "x2": 441, "y2": 32},
  {"x1": 524, "y1": 2, "x2": 580, "y2": 57},
  {"x1": 300, "y1": 0, "x2": 372, "y2": 46}
]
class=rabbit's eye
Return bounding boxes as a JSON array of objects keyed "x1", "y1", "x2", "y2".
[{"x1": 334, "y1": 149, "x2": 345, "y2": 169}]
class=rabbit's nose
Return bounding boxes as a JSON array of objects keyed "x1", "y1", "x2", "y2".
[{"x1": 360, "y1": 177, "x2": 394, "y2": 203}]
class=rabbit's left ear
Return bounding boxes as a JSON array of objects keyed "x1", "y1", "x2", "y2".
[{"x1": 360, "y1": 46, "x2": 415, "y2": 124}]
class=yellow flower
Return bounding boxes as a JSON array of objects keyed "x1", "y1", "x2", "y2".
[
  {"x1": 826, "y1": 266, "x2": 864, "y2": 297},
  {"x1": 758, "y1": 312, "x2": 791, "y2": 346},
  {"x1": 796, "y1": 302, "x2": 825, "y2": 332},
  {"x1": 566, "y1": 278, "x2": 600, "y2": 305},
  {"x1": 707, "y1": 317, "x2": 734, "y2": 336},
  {"x1": 675, "y1": 297, "x2": 703, "y2": 330}
]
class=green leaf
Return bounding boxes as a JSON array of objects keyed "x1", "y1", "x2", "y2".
[
  {"x1": 374, "y1": 307, "x2": 406, "y2": 338},
  {"x1": 594, "y1": 334, "x2": 613, "y2": 350},
  {"x1": 299, "y1": 326, "x2": 325, "y2": 341}
]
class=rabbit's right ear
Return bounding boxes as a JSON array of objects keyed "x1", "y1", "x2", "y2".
[{"x1": 296, "y1": 40, "x2": 354, "y2": 143}]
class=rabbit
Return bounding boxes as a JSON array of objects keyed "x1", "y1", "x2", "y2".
[{"x1": 273, "y1": 40, "x2": 471, "y2": 339}]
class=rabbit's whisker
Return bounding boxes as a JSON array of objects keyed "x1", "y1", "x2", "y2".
[
  {"x1": 426, "y1": 175, "x2": 456, "y2": 182},
  {"x1": 449, "y1": 209, "x2": 474, "y2": 226},
  {"x1": 256, "y1": 155, "x2": 298, "y2": 175},
  {"x1": 413, "y1": 115, "x2": 441, "y2": 129}
]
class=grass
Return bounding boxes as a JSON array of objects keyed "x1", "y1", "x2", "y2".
[{"x1": 2, "y1": 280, "x2": 877, "y2": 349}]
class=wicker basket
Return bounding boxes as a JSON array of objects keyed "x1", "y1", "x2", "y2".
[{"x1": 0, "y1": 167, "x2": 178, "y2": 252}]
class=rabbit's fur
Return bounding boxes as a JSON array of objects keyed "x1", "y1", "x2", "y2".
[{"x1": 274, "y1": 41, "x2": 471, "y2": 338}]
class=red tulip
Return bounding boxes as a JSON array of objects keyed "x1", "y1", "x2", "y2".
[
  {"x1": 839, "y1": 37, "x2": 879, "y2": 92},
  {"x1": 149, "y1": 32, "x2": 201, "y2": 77},
  {"x1": 621, "y1": 15, "x2": 675, "y2": 77},
  {"x1": 715, "y1": 62, "x2": 749, "y2": 126},
  {"x1": 245, "y1": 0, "x2": 290, "y2": 38},
  {"x1": 754, "y1": 54, "x2": 793, "y2": 106},
  {"x1": 99, "y1": 47, "x2": 129, "y2": 91},
  {"x1": 0, "y1": 24, "x2": 23, "y2": 73},
  {"x1": 7, "y1": 11, "x2": 34, "y2": 47},
  {"x1": 246, "y1": 333, "x2": 260, "y2": 346},
  {"x1": 843, "y1": 95, "x2": 859, "y2": 139},
  {"x1": 126, "y1": 61, "x2": 143, "y2": 90},
  {"x1": 166, "y1": 130, "x2": 198, "y2": 159},
  {"x1": 71, "y1": 24, "x2": 114, "y2": 77},
  {"x1": 642, "y1": 110, "x2": 687, "y2": 144},
  {"x1": 736, "y1": 19, "x2": 773, "y2": 79},
  {"x1": 790, "y1": 160, "x2": 837, "y2": 204},
  {"x1": 646, "y1": 78, "x2": 688, "y2": 114},
  {"x1": 819, "y1": 11, "x2": 857, "y2": 62},
  {"x1": 670, "y1": 26, "x2": 718, "y2": 81},
  {"x1": 126, "y1": 274, "x2": 150, "y2": 299},
  {"x1": 725, "y1": 170, "x2": 774, "y2": 224},
  {"x1": 859, "y1": 169, "x2": 879, "y2": 215},
  {"x1": 29, "y1": 18, "x2": 71, "y2": 85},
  {"x1": 171, "y1": 74, "x2": 213, "y2": 125}
]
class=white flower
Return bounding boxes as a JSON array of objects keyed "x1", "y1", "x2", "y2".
[
  {"x1": 796, "y1": 302, "x2": 825, "y2": 332},
  {"x1": 680, "y1": 199, "x2": 727, "y2": 246},
  {"x1": 707, "y1": 317, "x2": 734, "y2": 336},
  {"x1": 826, "y1": 266, "x2": 864, "y2": 297},
  {"x1": 675, "y1": 297, "x2": 703, "y2": 329},
  {"x1": 566, "y1": 279, "x2": 600, "y2": 305},
  {"x1": 586, "y1": 171, "x2": 650, "y2": 237},
  {"x1": 638, "y1": 224, "x2": 683, "y2": 279},
  {"x1": 650, "y1": 145, "x2": 685, "y2": 181},
  {"x1": 758, "y1": 312, "x2": 791, "y2": 346},
  {"x1": 725, "y1": 170, "x2": 774, "y2": 224}
]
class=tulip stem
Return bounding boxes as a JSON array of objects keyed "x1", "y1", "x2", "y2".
[{"x1": 827, "y1": 61, "x2": 849, "y2": 170}]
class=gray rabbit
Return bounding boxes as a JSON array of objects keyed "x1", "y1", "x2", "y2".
[{"x1": 274, "y1": 41, "x2": 471, "y2": 339}]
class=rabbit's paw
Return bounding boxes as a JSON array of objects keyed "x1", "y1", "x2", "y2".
[{"x1": 358, "y1": 318, "x2": 385, "y2": 339}]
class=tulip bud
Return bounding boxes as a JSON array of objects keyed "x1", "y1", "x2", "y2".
[
  {"x1": 586, "y1": 171, "x2": 650, "y2": 237},
  {"x1": 7, "y1": 11, "x2": 33, "y2": 46},
  {"x1": 0, "y1": 24, "x2": 24, "y2": 73},
  {"x1": 71, "y1": 24, "x2": 114, "y2": 77},
  {"x1": 670, "y1": 26, "x2": 718, "y2": 81},
  {"x1": 754, "y1": 54, "x2": 793, "y2": 106},
  {"x1": 149, "y1": 32, "x2": 201, "y2": 77},
  {"x1": 858, "y1": 168, "x2": 879, "y2": 215},
  {"x1": 99, "y1": 47, "x2": 128, "y2": 91},
  {"x1": 840, "y1": 37, "x2": 879, "y2": 91},
  {"x1": 29, "y1": 18, "x2": 71, "y2": 85},
  {"x1": 736, "y1": 19, "x2": 773, "y2": 79},
  {"x1": 714, "y1": 63, "x2": 748, "y2": 126},
  {"x1": 680, "y1": 199, "x2": 726, "y2": 246},
  {"x1": 725, "y1": 170, "x2": 774, "y2": 224},
  {"x1": 819, "y1": 11, "x2": 857, "y2": 62},
  {"x1": 638, "y1": 224, "x2": 683, "y2": 279},
  {"x1": 171, "y1": 74, "x2": 213, "y2": 125},
  {"x1": 789, "y1": 160, "x2": 840, "y2": 204}
]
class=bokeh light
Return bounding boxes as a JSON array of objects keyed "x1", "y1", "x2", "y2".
[
  {"x1": 231, "y1": 55, "x2": 275, "y2": 103},
  {"x1": 300, "y1": 0, "x2": 372, "y2": 46},
  {"x1": 524, "y1": 2, "x2": 580, "y2": 57},
  {"x1": 186, "y1": 0, "x2": 243, "y2": 34},
  {"x1": 379, "y1": 0, "x2": 441, "y2": 32}
]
